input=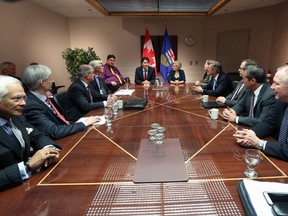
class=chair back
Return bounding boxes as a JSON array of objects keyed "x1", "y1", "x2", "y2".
[{"x1": 53, "y1": 91, "x2": 67, "y2": 116}]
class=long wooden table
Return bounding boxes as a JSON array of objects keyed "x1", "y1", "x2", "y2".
[{"x1": 1, "y1": 83, "x2": 288, "y2": 215}]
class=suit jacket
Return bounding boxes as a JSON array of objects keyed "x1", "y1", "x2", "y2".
[
  {"x1": 232, "y1": 82, "x2": 276, "y2": 127},
  {"x1": 91, "y1": 75, "x2": 110, "y2": 95},
  {"x1": 134, "y1": 66, "x2": 156, "y2": 84},
  {"x1": 23, "y1": 91, "x2": 86, "y2": 140},
  {"x1": 265, "y1": 140, "x2": 288, "y2": 162},
  {"x1": 251, "y1": 101, "x2": 287, "y2": 139},
  {"x1": 65, "y1": 79, "x2": 106, "y2": 121},
  {"x1": 224, "y1": 81, "x2": 246, "y2": 107},
  {"x1": 167, "y1": 69, "x2": 186, "y2": 83},
  {"x1": 202, "y1": 71, "x2": 233, "y2": 97},
  {"x1": 0, "y1": 116, "x2": 60, "y2": 191}
]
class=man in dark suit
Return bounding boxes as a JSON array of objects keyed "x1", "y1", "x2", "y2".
[
  {"x1": 134, "y1": 56, "x2": 156, "y2": 85},
  {"x1": 89, "y1": 60, "x2": 110, "y2": 95},
  {"x1": 0, "y1": 75, "x2": 60, "y2": 191},
  {"x1": 223, "y1": 65, "x2": 276, "y2": 127},
  {"x1": 66, "y1": 64, "x2": 117, "y2": 121},
  {"x1": 0, "y1": 61, "x2": 22, "y2": 81},
  {"x1": 216, "y1": 59, "x2": 258, "y2": 107},
  {"x1": 234, "y1": 65, "x2": 288, "y2": 161},
  {"x1": 22, "y1": 64, "x2": 100, "y2": 140},
  {"x1": 193, "y1": 60, "x2": 233, "y2": 97}
]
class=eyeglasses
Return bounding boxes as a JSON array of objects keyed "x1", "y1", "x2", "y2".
[
  {"x1": 239, "y1": 67, "x2": 245, "y2": 70},
  {"x1": 5, "y1": 96, "x2": 26, "y2": 103}
]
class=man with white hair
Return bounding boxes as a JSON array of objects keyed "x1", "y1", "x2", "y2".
[
  {"x1": 0, "y1": 75, "x2": 60, "y2": 191},
  {"x1": 234, "y1": 65, "x2": 288, "y2": 161},
  {"x1": 89, "y1": 60, "x2": 110, "y2": 95}
]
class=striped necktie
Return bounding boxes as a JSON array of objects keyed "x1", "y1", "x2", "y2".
[
  {"x1": 278, "y1": 107, "x2": 288, "y2": 144},
  {"x1": 46, "y1": 98, "x2": 70, "y2": 125},
  {"x1": 249, "y1": 92, "x2": 255, "y2": 117}
]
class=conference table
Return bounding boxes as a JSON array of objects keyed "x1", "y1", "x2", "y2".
[{"x1": 1, "y1": 83, "x2": 288, "y2": 215}]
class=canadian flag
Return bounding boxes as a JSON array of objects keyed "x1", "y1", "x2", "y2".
[{"x1": 142, "y1": 24, "x2": 157, "y2": 76}]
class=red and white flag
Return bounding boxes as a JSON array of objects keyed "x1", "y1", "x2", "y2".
[{"x1": 142, "y1": 24, "x2": 157, "y2": 75}]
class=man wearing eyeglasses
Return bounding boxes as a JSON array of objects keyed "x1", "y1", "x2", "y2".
[
  {"x1": 0, "y1": 75, "x2": 61, "y2": 191},
  {"x1": 216, "y1": 59, "x2": 257, "y2": 107}
]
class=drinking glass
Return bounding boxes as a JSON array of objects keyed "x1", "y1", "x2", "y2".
[
  {"x1": 147, "y1": 129, "x2": 157, "y2": 141},
  {"x1": 112, "y1": 102, "x2": 118, "y2": 115},
  {"x1": 157, "y1": 126, "x2": 166, "y2": 133},
  {"x1": 244, "y1": 149, "x2": 262, "y2": 178},
  {"x1": 104, "y1": 111, "x2": 112, "y2": 127},
  {"x1": 151, "y1": 123, "x2": 160, "y2": 129},
  {"x1": 125, "y1": 77, "x2": 129, "y2": 90},
  {"x1": 154, "y1": 133, "x2": 165, "y2": 145}
]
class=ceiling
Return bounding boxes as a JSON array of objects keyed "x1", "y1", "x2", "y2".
[{"x1": 27, "y1": 0, "x2": 286, "y2": 18}]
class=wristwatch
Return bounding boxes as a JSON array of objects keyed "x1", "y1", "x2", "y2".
[{"x1": 25, "y1": 161, "x2": 32, "y2": 172}]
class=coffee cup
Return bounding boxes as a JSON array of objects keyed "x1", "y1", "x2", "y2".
[
  {"x1": 201, "y1": 95, "x2": 209, "y2": 102},
  {"x1": 117, "y1": 100, "x2": 124, "y2": 109},
  {"x1": 208, "y1": 108, "x2": 219, "y2": 120}
]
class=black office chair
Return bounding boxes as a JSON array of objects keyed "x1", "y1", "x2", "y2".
[
  {"x1": 232, "y1": 80, "x2": 239, "y2": 90},
  {"x1": 53, "y1": 91, "x2": 67, "y2": 116},
  {"x1": 50, "y1": 82, "x2": 65, "y2": 95}
]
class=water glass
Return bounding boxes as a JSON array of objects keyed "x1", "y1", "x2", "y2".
[
  {"x1": 244, "y1": 149, "x2": 262, "y2": 178},
  {"x1": 155, "y1": 133, "x2": 165, "y2": 145},
  {"x1": 112, "y1": 102, "x2": 118, "y2": 115},
  {"x1": 147, "y1": 129, "x2": 157, "y2": 141},
  {"x1": 151, "y1": 123, "x2": 160, "y2": 129}
]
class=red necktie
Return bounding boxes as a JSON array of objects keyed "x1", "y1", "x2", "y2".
[
  {"x1": 249, "y1": 93, "x2": 254, "y2": 117},
  {"x1": 144, "y1": 69, "x2": 147, "y2": 80},
  {"x1": 46, "y1": 98, "x2": 70, "y2": 125},
  {"x1": 87, "y1": 86, "x2": 93, "y2": 103}
]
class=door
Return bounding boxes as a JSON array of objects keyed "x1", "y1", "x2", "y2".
[{"x1": 216, "y1": 29, "x2": 250, "y2": 73}]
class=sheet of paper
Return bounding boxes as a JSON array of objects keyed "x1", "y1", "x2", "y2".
[
  {"x1": 76, "y1": 115, "x2": 106, "y2": 126},
  {"x1": 243, "y1": 179, "x2": 288, "y2": 216},
  {"x1": 114, "y1": 89, "x2": 135, "y2": 96}
]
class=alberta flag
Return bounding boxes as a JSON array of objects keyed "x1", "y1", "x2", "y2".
[
  {"x1": 160, "y1": 28, "x2": 175, "y2": 83},
  {"x1": 142, "y1": 24, "x2": 157, "y2": 75}
]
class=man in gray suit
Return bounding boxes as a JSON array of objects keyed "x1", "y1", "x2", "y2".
[
  {"x1": 216, "y1": 59, "x2": 257, "y2": 107},
  {"x1": 0, "y1": 75, "x2": 60, "y2": 191},
  {"x1": 223, "y1": 65, "x2": 276, "y2": 127},
  {"x1": 234, "y1": 65, "x2": 288, "y2": 161}
]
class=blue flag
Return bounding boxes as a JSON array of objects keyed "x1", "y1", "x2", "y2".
[{"x1": 160, "y1": 29, "x2": 175, "y2": 83}]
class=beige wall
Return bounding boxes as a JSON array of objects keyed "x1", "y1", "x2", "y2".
[
  {"x1": 0, "y1": 1, "x2": 287, "y2": 86},
  {"x1": 0, "y1": 1, "x2": 71, "y2": 88}
]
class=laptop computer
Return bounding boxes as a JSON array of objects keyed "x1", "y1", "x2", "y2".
[{"x1": 202, "y1": 101, "x2": 226, "y2": 109}]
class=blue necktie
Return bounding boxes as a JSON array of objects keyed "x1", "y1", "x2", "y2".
[
  {"x1": 278, "y1": 107, "x2": 288, "y2": 144},
  {"x1": 212, "y1": 79, "x2": 216, "y2": 90}
]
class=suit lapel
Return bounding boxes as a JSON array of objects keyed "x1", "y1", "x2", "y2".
[{"x1": 0, "y1": 126, "x2": 23, "y2": 159}]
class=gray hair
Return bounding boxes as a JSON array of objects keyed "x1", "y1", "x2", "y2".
[
  {"x1": 0, "y1": 75, "x2": 21, "y2": 101},
  {"x1": 23, "y1": 64, "x2": 52, "y2": 91},
  {"x1": 277, "y1": 65, "x2": 288, "y2": 85},
  {"x1": 89, "y1": 60, "x2": 103, "y2": 69},
  {"x1": 245, "y1": 65, "x2": 266, "y2": 83},
  {"x1": 0, "y1": 61, "x2": 15, "y2": 73},
  {"x1": 77, "y1": 64, "x2": 93, "y2": 78},
  {"x1": 209, "y1": 60, "x2": 222, "y2": 73}
]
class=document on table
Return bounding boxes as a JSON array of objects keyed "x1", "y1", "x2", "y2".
[
  {"x1": 114, "y1": 89, "x2": 135, "y2": 96},
  {"x1": 76, "y1": 115, "x2": 106, "y2": 125},
  {"x1": 240, "y1": 179, "x2": 288, "y2": 216}
]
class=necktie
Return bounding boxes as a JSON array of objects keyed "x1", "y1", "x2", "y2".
[
  {"x1": 46, "y1": 98, "x2": 70, "y2": 125},
  {"x1": 87, "y1": 86, "x2": 93, "y2": 103},
  {"x1": 110, "y1": 67, "x2": 123, "y2": 84},
  {"x1": 212, "y1": 79, "x2": 216, "y2": 90},
  {"x1": 95, "y1": 77, "x2": 103, "y2": 94},
  {"x1": 144, "y1": 69, "x2": 147, "y2": 80},
  {"x1": 249, "y1": 92, "x2": 255, "y2": 117},
  {"x1": 3, "y1": 121, "x2": 25, "y2": 151},
  {"x1": 231, "y1": 83, "x2": 244, "y2": 100},
  {"x1": 278, "y1": 107, "x2": 288, "y2": 144}
]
